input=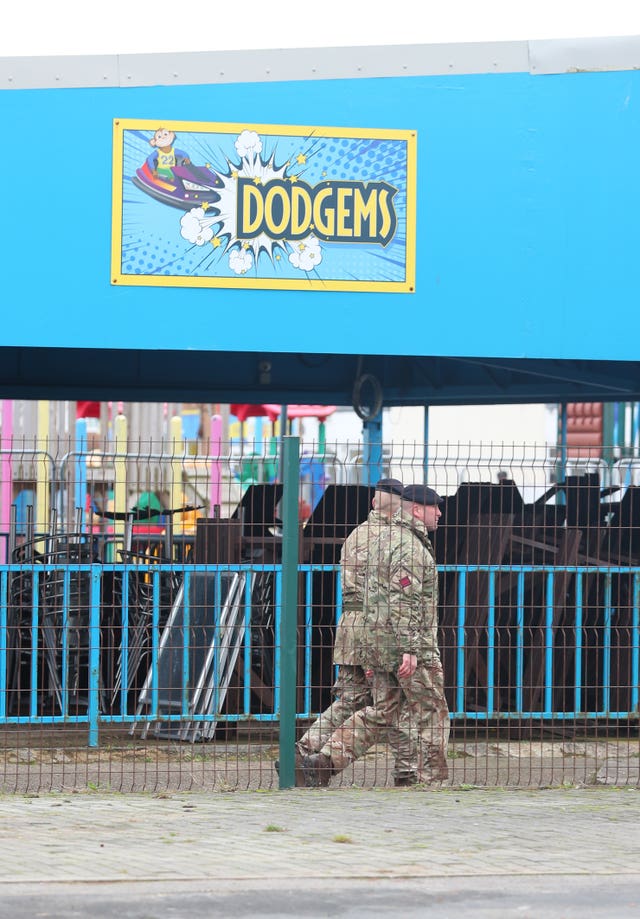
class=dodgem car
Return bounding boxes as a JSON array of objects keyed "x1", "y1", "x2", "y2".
[{"x1": 132, "y1": 161, "x2": 223, "y2": 210}]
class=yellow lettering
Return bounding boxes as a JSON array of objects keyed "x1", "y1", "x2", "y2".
[
  {"x1": 336, "y1": 187, "x2": 353, "y2": 237},
  {"x1": 264, "y1": 185, "x2": 291, "y2": 236},
  {"x1": 291, "y1": 185, "x2": 312, "y2": 236},
  {"x1": 313, "y1": 186, "x2": 335, "y2": 237},
  {"x1": 241, "y1": 184, "x2": 263, "y2": 235},
  {"x1": 353, "y1": 187, "x2": 377, "y2": 238}
]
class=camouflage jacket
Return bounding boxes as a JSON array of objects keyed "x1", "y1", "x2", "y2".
[
  {"x1": 334, "y1": 509, "x2": 390, "y2": 666},
  {"x1": 359, "y1": 506, "x2": 440, "y2": 671}
]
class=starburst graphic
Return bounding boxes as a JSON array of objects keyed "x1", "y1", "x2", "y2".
[{"x1": 178, "y1": 129, "x2": 318, "y2": 276}]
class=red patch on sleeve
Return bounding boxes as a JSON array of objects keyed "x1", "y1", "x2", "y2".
[{"x1": 399, "y1": 576, "x2": 412, "y2": 588}]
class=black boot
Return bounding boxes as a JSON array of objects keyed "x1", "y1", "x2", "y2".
[{"x1": 301, "y1": 752, "x2": 335, "y2": 787}]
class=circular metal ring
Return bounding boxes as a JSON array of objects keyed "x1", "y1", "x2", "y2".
[{"x1": 352, "y1": 373, "x2": 383, "y2": 421}]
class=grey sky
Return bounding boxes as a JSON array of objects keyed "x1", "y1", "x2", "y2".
[{"x1": 3, "y1": 0, "x2": 640, "y2": 57}]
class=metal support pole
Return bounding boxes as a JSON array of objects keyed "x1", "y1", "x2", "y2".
[
  {"x1": 1, "y1": 400, "x2": 13, "y2": 564},
  {"x1": 278, "y1": 405, "x2": 288, "y2": 482},
  {"x1": 362, "y1": 411, "x2": 383, "y2": 485},
  {"x1": 557, "y1": 403, "x2": 568, "y2": 505},
  {"x1": 278, "y1": 435, "x2": 299, "y2": 788},
  {"x1": 113, "y1": 414, "x2": 127, "y2": 559},
  {"x1": 74, "y1": 418, "x2": 87, "y2": 534},
  {"x1": 423, "y1": 405, "x2": 430, "y2": 483},
  {"x1": 36, "y1": 401, "x2": 50, "y2": 534}
]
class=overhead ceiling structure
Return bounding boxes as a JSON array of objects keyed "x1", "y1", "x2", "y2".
[
  {"x1": 2, "y1": 36, "x2": 640, "y2": 408},
  {"x1": 2, "y1": 349, "x2": 639, "y2": 409}
]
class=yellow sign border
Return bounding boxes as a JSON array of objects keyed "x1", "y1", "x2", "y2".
[{"x1": 111, "y1": 118, "x2": 416, "y2": 293}]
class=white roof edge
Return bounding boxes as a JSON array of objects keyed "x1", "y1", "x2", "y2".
[
  {"x1": 529, "y1": 35, "x2": 640, "y2": 75},
  {"x1": 1, "y1": 36, "x2": 639, "y2": 90}
]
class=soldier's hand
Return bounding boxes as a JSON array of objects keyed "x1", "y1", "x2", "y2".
[{"x1": 398, "y1": 653, "x2": 417, "y2": 678}]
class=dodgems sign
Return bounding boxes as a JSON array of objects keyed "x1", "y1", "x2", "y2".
[{"x1": 111, "y1": 119, "x2": 416, "y2": 292}]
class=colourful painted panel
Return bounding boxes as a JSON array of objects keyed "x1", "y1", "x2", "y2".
[{"x1": 111, "y1": 119, "x2": 416, "y2": 292}]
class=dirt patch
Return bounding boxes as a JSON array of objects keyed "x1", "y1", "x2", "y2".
[{"x1": 0, "y1": 726, "x2": 638, "y2": 793}]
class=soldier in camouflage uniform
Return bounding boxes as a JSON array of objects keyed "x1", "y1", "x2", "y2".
[
  {"x1": 286, "y1": 479, "x2": 406, "y2": 785},
  {"x1": 302, "y1": 484, "x2": 450, "y2": 787}
]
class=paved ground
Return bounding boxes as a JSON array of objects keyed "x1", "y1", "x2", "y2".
[{"x1": 0, "y1": 786, "x2": 638, "y2": 917}]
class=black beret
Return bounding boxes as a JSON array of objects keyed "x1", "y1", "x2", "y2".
[
  {"x1": 374, "y1": 478, "x2": 404, "y2": 496},
  {"x1": 402, "y1": 484, "x2": 443, "y2": 506}
]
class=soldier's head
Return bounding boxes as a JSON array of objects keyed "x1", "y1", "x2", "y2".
[
  {"x1": 401, "y1": 484, "x2": 443, "y2": 532},
  {"x1": 372, "y1": 478, "x2": 404, "y2": 518}
]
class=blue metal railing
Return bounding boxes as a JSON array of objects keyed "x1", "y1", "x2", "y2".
[
  {"x1": 1, "y1": 562, "x2": 639, "y2": 746},
  {"x1": 442, "y1": 564, "x2": 640, "y2": 720}
]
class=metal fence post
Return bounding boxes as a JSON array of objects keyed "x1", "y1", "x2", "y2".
[
  {"x1": 88, "y1": 566, "x2": 101, "y2": 748},
  {"x1": 279, "y1": 435, "x2": 299, "y2": 788}
]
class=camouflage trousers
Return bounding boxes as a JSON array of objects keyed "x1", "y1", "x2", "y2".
[
  {"x1": 296, "y1": 665, "x2": 371, "y2": 756},
  {"x1": 297, "y1": 664, "x2": 421, "y2": 778},
  {"x1": 319, "y1": 660, "x2": 450, "y2": 783}
]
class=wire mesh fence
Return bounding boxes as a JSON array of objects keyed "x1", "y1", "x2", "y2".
[{"x1": 0, "y1": 433, "x2": 639, "y2": 792}]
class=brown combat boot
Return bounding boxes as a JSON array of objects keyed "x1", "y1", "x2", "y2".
[
  {"x1": 429, "y1": 761, "x2": 449, "y2": 782},
  {"x1": 301, "y1": 752, "x2": 335, "y2": 787},
  {"x1": 274, "y1": 752, "x2": 307, "y2": 787},
  {"x1": 394, "y1": 773, "x2": 419, "y2": 787}
]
